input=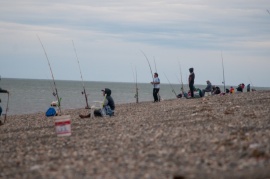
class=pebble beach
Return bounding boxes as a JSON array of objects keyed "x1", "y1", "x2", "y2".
[{"x1": 1, "y1": 91, "x2": 270, "y2": 179}]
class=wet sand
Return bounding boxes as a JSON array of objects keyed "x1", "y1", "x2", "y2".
[{"x1": 1, "y1": 91, "x2": 270, "y2": 179}]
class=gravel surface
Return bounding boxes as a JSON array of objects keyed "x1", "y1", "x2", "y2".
[{"x1": 1, "y1": 91, "x2": 270, "y2": 179}]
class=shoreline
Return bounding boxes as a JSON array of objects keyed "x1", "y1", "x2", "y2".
[{"x1": 1, "y1": 90, "x2": 270, "y2": 178}]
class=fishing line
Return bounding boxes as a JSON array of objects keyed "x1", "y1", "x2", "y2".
[
  {"x1": 221, "y1": 51, "x2": 226, "y2": 92},
  {"x1": 72, "y1": 40, "x2": 90, "y2": 109},
  {"x1": 163, "y1": 72, "x2": 177, "y2": 97},
  {"x1": 37, "y1": 35, "x2": 62, "y2": 115},
  {"x1": 140, "y1": 50, "x2": 154, "y2": 82}
]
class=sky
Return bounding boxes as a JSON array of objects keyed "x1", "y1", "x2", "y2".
[{"x1": 0, "y1": 0, "x2": 270, "y2": 87}]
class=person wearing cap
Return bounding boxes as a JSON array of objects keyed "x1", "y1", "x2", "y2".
[
  {"x1": 151, "y1": 73, "x2": 160, "y2": 102},
  {"x1": 202, "y1": 80, "x2": 212, "y2": 97},
  {"x1": 79, "y1": 88, "x2": 115, "y2": 118},
  {"x1": 188, "y1": 68, "x2": 195, "y2": 98}
]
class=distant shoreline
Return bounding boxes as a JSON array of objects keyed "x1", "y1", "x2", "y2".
[{"x1": 2, "y1": 77, "x2": 270, "y2": 88}]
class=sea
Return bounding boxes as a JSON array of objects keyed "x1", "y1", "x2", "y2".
[{"x1": 0, "y1": 78, "x2": 269, "y2": 115}]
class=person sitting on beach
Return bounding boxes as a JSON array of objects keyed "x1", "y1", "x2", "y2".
[
  {"x1": 79, "y1": 88, "x2": 115, "y2": 118},
  {"x1": 202, "y1": 80, "x2": 212, "y2": 97},
  {"x1": 229, "y1": 86, "x2": 235, "y2": 94},
  {"x1": 0, "y1": 88, "x2": 9, "y2": 125},
  {"x1": 226, "y1": 88, "x2": 230, "y2": 93},
  {"x1": 212, "y1": 86, "x2": 221, "y2": 95},
  {"x1": 241, "y1": 83, "x2": 245, "y2": 91},
  {"x1": 236, "y1": 83, "x2": 244, "y2": 92}
]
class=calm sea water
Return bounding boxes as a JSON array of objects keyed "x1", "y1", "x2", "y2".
[{"x1": 0, "y1": 78, "x2": 269, "y2": 115}]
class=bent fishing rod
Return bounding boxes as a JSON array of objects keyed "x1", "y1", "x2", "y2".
[
  {"x1": 37, "y1": 35, "x2": 62, "y2": 115},
  {"x1": 140, "y1": 50, "x2": 154, "y2": 82},
  {"x1": 72, "y1": 40, "x2": 90, "y2": 109},
  {"x1": 221, "y1": 51, "x2": 226, "y2": 92}
]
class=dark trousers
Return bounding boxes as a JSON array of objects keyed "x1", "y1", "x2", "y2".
[
  {"x1": 153, "y1": 88, "x2": 160, "y2": 102},
  {"x1": 189, "y1": 83, "x2": 194, "y2": 97},
  {"x1": 0, "y1": 106, "x2": 2, "y2": 116}
]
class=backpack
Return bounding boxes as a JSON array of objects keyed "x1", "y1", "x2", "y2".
[
  {"x1": 46, "y1": 107, "x2": 56, "y2": 117},
  {"x1": 101, "y1": 105, "x2": 114, "y2": 117}
]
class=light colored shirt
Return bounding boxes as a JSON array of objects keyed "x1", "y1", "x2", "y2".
[{"x1": 153, "y1": 77, "x2": 160, "y2": 89}]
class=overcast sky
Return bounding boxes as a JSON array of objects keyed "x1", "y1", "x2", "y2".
[{"x1": 0, "y1": 0, "x2": 270, "y2": 87}]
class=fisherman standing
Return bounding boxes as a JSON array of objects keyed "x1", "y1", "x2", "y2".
[
  {"x1": 151, "y1": 73, "x2": 160, "y2": 102},
  {"x1": 0, "y1": 87, "x2": 9, "y2": 125},
  {"x1": 188, "y1": 68, "x2": 195, "y2": 98}
]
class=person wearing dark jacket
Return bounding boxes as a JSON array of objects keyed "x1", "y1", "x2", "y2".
[
  {"x1": 79, "y1": 88, "x2": 115, "y2": 118},
  {"x1": 188, "y1": 68, "x2": 195, "y2": 98},
  {"x1": 101, "y1": 88, "x2": 115, "y2": 111}
]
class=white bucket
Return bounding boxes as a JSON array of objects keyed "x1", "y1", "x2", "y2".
[{"x1": 54, "y1": 115, "x2": 71, "y2": 137}]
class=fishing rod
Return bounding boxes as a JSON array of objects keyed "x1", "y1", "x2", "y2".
[
  {"x1": 131, "y1": 65, "x2": 139, "y2": 103},
  {"x1": 248, "y1": 77, "x2": 255, "y2": 91},
  {"x1": 221, "y1": 51, "x2": 226, "y2": 92},
  {"x1": 175, "y1": 74, "x2": 184, "y2": 96},
  {"x1": 178, "y1": 61, "x2": 184, "y2": 96},
  {"x1": 267, "y1": 9, "x2": 270, "y2": 15},
  {"x1": 72, "y1": 40, "x2": 90, "y2": 109},
  {"x1": 3, "y1": 93, "x2": 9, "y2": 124},
  {"x1": 140, "y1": 50, "x2": 154, "y2": 82},
  {"x1": 37, "y1": 35, "x2": 62, "y2": 115},
  {"x1": 45, "y1": 74, "x2": 57, "y2": 101},
  {"x1": 163, "y1": 72, "x2": 177, "y2": 97}
]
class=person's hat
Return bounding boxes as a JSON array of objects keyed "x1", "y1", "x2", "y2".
[{"x1": 101, "y1": 88, "x2": 111, "y2": 96}]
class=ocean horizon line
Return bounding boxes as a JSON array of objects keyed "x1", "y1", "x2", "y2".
[{"x1": 2, "y1": 77, "x2": 270, "y2": 88}]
